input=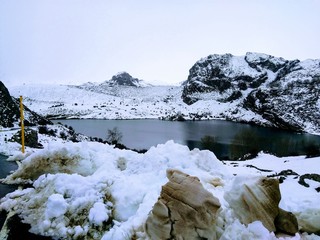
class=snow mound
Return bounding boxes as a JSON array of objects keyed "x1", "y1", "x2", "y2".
[{"x1": 1, "y1": 141, "x2": 320, "y2": 239}]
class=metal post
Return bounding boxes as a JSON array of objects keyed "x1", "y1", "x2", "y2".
[{"x1": 20, "y1": 96, "x2": 25, "y2": 153}]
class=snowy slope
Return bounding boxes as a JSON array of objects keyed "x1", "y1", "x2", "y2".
[{"x1": 9, "y1": 83, "x2": 232, "y2": 122}]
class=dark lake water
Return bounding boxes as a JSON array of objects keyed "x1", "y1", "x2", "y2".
[
  {"x1": 0, "y1": 154, "x2": 18, "y2": 228},
  {"x1": 53, "y1": 119, "x2": 320, "y2": 160},
  {"x1": 0, "y1": 154, "x2": 18, "y2": 197}
]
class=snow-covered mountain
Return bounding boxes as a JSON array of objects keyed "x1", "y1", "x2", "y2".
[
  {"x1": 79, "y1": 72, "x2": 151, "y2": 91},
  {"x1": 5, "y1": 53, "x2": 320, "y2": 135},
  {"x1": 182, "y1": 52, "x2": 320, "y2": 132}
]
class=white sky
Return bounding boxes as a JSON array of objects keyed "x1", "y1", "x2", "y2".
[{"x1": 1, "y1": 0, "x2": 320, "y2": 87}]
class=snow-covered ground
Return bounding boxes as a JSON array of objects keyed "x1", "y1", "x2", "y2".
[
  {"x1": 0, "y1": 127, "x2": 319, "y2": 239},
  {"x1": 7, "y1": 83, "x2": 240, "y2": 121}
]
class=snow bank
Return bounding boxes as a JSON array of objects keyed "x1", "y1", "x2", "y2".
[{"x1": 1, "y1": 141, "x2": 320, "y2": 239}]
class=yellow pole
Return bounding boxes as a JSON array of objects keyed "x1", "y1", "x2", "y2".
[{"x1": 20, "y1": 96, "x2": 25, "y2": 153}]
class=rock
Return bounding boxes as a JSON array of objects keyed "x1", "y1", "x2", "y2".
[
  {"x1": 10, "y1": 128, "x2": 42, "y2": 148},
  {"x1": 0, "y1": 81, "x2": 20, "y2": 127},
  {"x1": 182, "y1": 52, "x2": 320, "y2": 133},
  {"x1": 298, "y1": 174, "x2": 320, "y2": 192},
  {"x1": 275, "y1": 208, "x2": 299, "y2": 235},
  {"x1": 145, "y1": 169, "x2": 221, "y2": 240},
  {"x1": 108, "y1": 72, "x2": 144, "y2": 87},
  {"x1": 0, "y1": 81, "x2": 52, "y2": 127},
  {"x1": 224, "y1": 176, "x2": 298, "y2": 235}
]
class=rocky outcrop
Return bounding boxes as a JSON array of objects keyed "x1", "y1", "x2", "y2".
[
  {"x1": 224, "y1": 176, "x2": 298, "y2": 235},
  {"x1": 182, "y1": 52, "x2": 320, "y2": 133},
  {"x1": 77, "y1": 72, "x2": 151, "y2": 94},
  {"x1": 0, "y1": 81, "x2": 52, "y2": 128},
  {"x1": 107, "y1": 72, "x2": 146, "y2": 87},
  {"x1": 0, "y1": 81, "x2": 20, "y2": 127},
  {"x1": 145, "y1": 169, "x2": 221, "y2": 240}
]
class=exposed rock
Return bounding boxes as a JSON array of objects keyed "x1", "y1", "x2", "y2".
[
  {"x1": 224, "y1": 176, "x2": 298, "y2": 234},
  {"x1": 76, "y1": 72, "x2": 151, "y2": 95},
  {"x1": 182, "y1": 52, "x2": 320, "y2": 133},
  {"x1": 0, "y1": 81, "x2": 20, "y2": 127},
  {"x1": 267, "y1": 169, "x2": 299, "y2": 183},
  {"x1": 10, "y1": 128, "x2": 41, "y2": 148},
  {"x1": 298, "y1": 173, "x2": 320, "y2": 192},
  {"x1": 275, "y1": 208, "x2": 299, "y2": 235},
  {"x1": 145, "y1": 169, "x2": 221, "y2": 240},
  {"x1": 108, "y1": 72, "x2": 145, "y2": 87},
  {"x1": 0, "y1": 81, "x2": 52, "y2": 127}
]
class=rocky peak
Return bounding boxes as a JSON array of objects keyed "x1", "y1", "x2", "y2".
[
  {"x1": 107, "y1": 72, "x2": 146, "y2": 87},
  {"x1": 182, "y1": 52, "x2": 271, "y2": 105},
  {"x1": 182, "y1": 52, "x2": 320, "y2": 133}
]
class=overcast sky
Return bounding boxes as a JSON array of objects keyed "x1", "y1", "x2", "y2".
[{"x1": 1, "y1": 0, "x2": 320, "y2": 87}]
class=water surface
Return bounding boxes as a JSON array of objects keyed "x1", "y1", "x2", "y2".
[{"x1": 53, "y1": 119, "x2": 320, "y2": 159}]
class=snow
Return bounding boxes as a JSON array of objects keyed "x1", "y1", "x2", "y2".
[
  {"x1": 89, "y1": 202, "x2": 110, "y2": 226},
  {"x1": 45, "y1": 193, "x2": 68, "y2": 219},
  {"x1": 1, "y1": 127, "x2": 320, "y2": 239},
  {"x1": 228, "y1": 55, "x2": 260, "y2": 78}
]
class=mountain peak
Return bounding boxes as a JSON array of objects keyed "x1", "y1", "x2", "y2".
[{"x1": 107, "y1": 72, "x2": 149, "y2": 87}]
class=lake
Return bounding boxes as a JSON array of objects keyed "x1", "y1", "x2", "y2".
[
  {"x1": 52, "y1": 119, "x2": 320, "y2": 160},
  {"x1": 0, "y1": 154, "x2": 18, "y2": 196},
  {"x1": 0, "y1": 154, "x2": 18, "y2": 228}
]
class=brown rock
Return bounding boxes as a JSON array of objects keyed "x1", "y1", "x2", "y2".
[
  {"x1": 275, "y1": 208, "x2": 299, "y2": 236},
  {"x1": 224, "y1": 176, "x2": 298, "y2": 235},
  {"x1": 145, "y1": 169, "x2": 221, "y2": 240},
  {"x1": 225, "y1": 177, "x2": 281, "y2": 232}
]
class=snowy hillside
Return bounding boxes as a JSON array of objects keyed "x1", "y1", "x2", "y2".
[{"x1": 9, "y1": 82, "x2": 230, "y2": 123}]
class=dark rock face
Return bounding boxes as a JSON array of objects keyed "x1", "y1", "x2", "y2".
[
  {"x1": 182, "y1": 52, "x2": 320, "y2": 133},
  {"x1": 0, "y1": 81, "x2": 20, "y2": 127},
  {"x1": 108, "y1": 72, "x2": 144, "y2": 87},
  {"x1": 0, "y1": 81, "x2": 52, "y2": 127}
]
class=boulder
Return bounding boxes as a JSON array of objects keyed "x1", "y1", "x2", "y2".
[
  {"x1": 145, "y1": 169, "x2": 221, "y2": 240},
  {"x1": 275, "y1": 208, "x2": 299, "y2": 235},
  {"x1": 224, "y1": 176, "x2": 298, "y2": 235}
]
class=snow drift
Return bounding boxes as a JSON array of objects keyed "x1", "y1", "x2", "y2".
[{"x1": 1, "y1": 141, "x2": 320, "y2": 239}]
